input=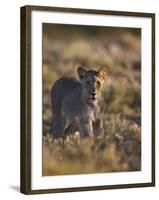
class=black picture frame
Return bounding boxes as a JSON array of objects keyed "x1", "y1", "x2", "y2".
[{"x1": 20, "y1": 5, "x2": 155, "y2": 194}]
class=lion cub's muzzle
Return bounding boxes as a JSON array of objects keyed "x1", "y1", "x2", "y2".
[{"x1": 88, "y1": 92, "x2": 97, "y2": 101}]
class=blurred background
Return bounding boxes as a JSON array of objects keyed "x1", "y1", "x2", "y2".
[{"x1": 42, "y1": 23, "x2": 141, "y2": 176}]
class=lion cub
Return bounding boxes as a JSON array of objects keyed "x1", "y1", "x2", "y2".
[{"x1": 51, "y1": 66, "x2": 108, "y2": 138}]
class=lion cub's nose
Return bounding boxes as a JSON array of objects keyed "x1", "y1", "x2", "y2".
[{"x1": 91, "y1": 92, "x2": 96, "y2": 97}]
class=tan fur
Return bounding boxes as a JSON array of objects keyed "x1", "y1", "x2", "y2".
[{"x1": 51, "y1": 66, "x2": 108, "y2": 138}]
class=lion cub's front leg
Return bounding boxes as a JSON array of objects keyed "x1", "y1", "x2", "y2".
[
  {"x1": 93, "y1": 118, "x2": 104, "y2": 137},
  {"x1": 80, "y1": 120, "x2": 93, "y2": 138}
]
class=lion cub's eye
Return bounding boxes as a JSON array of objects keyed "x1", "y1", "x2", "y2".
[{"x1": 96, "y1": 81, "x2": 101, "y2": 87}]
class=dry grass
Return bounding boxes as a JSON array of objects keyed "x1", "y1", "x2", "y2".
[{"x1": 42, "y1": 24, "x2": 141, "y2": 176}]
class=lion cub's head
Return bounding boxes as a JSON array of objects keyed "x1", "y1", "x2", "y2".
[{"x1": 77, "y1": 66, "x2": 108, "y2": 105}]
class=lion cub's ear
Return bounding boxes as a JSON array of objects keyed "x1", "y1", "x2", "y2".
[
  {"x1": 77, "y1": 66, "x2": 87, "y2": 80},
  {"x1": 98, "y1": 67, "x2": 108, "y2": 80}
]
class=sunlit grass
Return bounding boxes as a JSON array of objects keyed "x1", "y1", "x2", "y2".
[{"x1": 42, "y1": 114, "x2": 141, "y2": 176}]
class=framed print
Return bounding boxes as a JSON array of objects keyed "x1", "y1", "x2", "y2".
[{"x1": 20, "y1": 5, "x2": 155, "y2": 194}]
